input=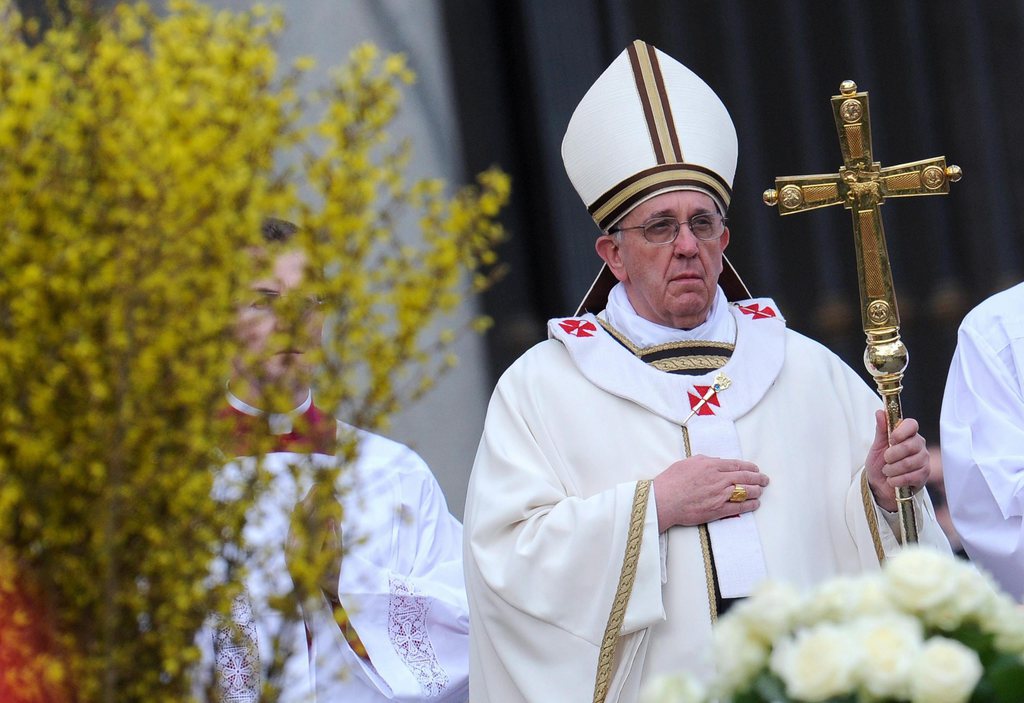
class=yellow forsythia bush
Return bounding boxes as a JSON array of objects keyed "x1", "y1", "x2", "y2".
[{"x1": 0, "y1": 1, "x2": 508, "y2": 701}]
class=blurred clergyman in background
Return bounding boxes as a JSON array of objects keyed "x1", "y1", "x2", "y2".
[{"x1": 201, "y1": 218, "x2": 470, "y2": 702}]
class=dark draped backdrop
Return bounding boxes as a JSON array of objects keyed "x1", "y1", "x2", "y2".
[{"x1": 443, "y1": 0, "x2": 1024, "y2": 438}]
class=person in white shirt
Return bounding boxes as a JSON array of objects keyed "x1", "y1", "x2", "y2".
[
  {"x1": 462, "y1": 40, "x2": 950, "y2": 703},
  {"x1": 204, "y1": 218, "x2": 469, "y2": 702},
  {"x1": 941, "y1": 282, "x2": 1024, "y2": 601}
]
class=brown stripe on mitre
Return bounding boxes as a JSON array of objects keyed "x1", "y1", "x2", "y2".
[
  {"x1": 589, "y1": 163, "x2": 733, "y2": 231},
  {"x1": 627, "y1": 40, "x2": 682, "y2": 165},
  {"x1": 644, "y1": 42, "x2": 683, "y2": 162},
  {"x1": 627, "y1": 42, "x2": 663, "y2": 163}
]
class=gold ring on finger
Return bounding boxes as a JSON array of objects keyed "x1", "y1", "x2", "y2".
[{"x1": 728, "y1": 484, "x2": 748, "y2": 503}]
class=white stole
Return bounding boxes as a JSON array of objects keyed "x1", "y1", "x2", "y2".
[{"x1": 547, "y1": 296, "x2": 786, "y2": 597}]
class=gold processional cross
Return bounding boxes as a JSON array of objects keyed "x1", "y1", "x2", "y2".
[{"x1": 763, "y1": 80, "x2": 962, "y2": 544}]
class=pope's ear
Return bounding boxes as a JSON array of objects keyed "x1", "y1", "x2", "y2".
[{"x1": 595, "y1": 234, "x2": 628, "y2": 283}]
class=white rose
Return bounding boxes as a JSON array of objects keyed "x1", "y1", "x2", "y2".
[
  {"x1": 986, "y1": 599, "x2": 1024, "y2": 654},
  {"x1": 770, "y1": 623, "x2": 860, "y2": 702},
  {"x1": 852, "y1": 575, "x2": 897, "y2": 618},
  {"x1": 908, "y1": 637, "x2": 983, "y2": 703},
  {"x1": 884, "y1": 546, "x2": 961, "y2": 615},
  {"x1": 923, "y1": 556, "x2": 1003, "y2": 631},
  {"x1": 853, "y1": 614, "x2": 923, "y2": 699},
  {"x1": 730, "y1": 581, "x2": 802, "y2": 645},
  {"x1": 965, "y1": 567, "x2": 1024, "y2": 651},
  {"x1": 640, "y1": 674, "x2": 706, "y2": 703},
  {"x1": 799, "y1": 575, "x2": 858, "y2": 624},
  {"x1": 802, "y1": 574, "x2": 894, "y2": 626},
  {"x1": 712, "y1": 614, "x2": 769, "y2": 692}
]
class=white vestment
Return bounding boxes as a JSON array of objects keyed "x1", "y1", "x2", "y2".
[
  {"x1": 204, "y1": 424, "x2": 469, "y2": 702},
  {"x1": 941, "y1": 282, "x2": 1024, "y2": 601},
  {"x1": 464, "y1": 296, "x2": 949, "y2": 703}
]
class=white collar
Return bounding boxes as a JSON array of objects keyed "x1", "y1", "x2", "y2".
[
  {"x1": 225, "y1": 388, "x2": 313, "y2": 435},
  {"x1": 601, "y1": 282, "x2": 736, "y2": 347},
  {"x1": 549, "y1": 297, "x2": 786, "y2": 424}
]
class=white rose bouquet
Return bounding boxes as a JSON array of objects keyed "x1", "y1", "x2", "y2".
[{"x1": 642, "y1": 547, "x2": 1024, "y2": 703}]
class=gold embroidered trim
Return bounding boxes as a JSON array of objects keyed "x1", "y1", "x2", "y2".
[
  {"x1": 861, "y1": 470, "x2": 886, "y2": 565},
  {"x1": 592, "y1": 479, "x2": 652, "y2": 703},
  {"x1": 649, "y1": 355, "x2": 731, "y2": 373},
  {"x1": 698, "y1": 524, "x2": 717, "y2": 624},
  {"x1": 597, "y1": 318, "x2": 736, "y2": 356}
]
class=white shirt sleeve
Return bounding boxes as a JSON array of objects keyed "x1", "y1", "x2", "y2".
[
  {"x1": 941, "y1": 298, "x2": 1024, "y2": 601},
  {"x1": 311, "y1": 436, "x2": 470, "y2": 702}
]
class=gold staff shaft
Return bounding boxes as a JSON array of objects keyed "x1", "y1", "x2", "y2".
[
  {"x1": 856, "y1": 205, "x2": 916, "y2": 542},
  {"x1": 763, "y1": 80, "x2": 963, "y2": 545}
]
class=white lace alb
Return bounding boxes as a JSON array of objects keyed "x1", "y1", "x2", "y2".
[
  {"x1": 387, "y1": 576, "x2": 449, "y2": 697},
  {"x1": 214, "y1": 594, "x2": 261, "y2": 703}
]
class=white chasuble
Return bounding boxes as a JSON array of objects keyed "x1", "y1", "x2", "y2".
[
  {"x1": 464, "y1": 298, "x2": 950, "y2": 703},
  {"x1": 554, "y1": 303, "x2": 785, "y2": 599},
  {"x1": 201, "y1": 428, "x2": 470, "y2": 703}
]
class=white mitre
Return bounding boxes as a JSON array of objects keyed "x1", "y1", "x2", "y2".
[{"x1": 562, "y1": 40, "x2": 748, "y2": 314}]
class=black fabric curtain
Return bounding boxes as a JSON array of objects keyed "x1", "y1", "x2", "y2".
[{"x1": 444, "y1": 0, "x2": 1024, "y2": 436}]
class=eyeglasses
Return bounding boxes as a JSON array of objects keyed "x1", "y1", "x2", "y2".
[
  {"x1": 610, "y1": 213, "x2": 728, "y2": 244},
  {"x1": 246, "y1": 289, "x2": 324, "y2": 316}
]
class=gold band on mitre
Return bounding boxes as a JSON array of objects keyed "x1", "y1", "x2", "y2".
[{"x1": 588, "y1": 164, "x2": 732, "y2": 232}]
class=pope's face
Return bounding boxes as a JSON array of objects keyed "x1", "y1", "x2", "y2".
[
  {"x1": 234, "y1": 249, "x2": 322, "y2": 392},
  {"x1": 596, "y1": 190, "x2": 729, "y2": 330}
]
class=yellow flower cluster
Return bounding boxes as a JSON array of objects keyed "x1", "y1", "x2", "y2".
[
  {"x1": 291, "y1": 43, "x2": 510, "y2": 429},
  {"x1": 0, "y1": 1, "x2": 508, "y2": 700}
]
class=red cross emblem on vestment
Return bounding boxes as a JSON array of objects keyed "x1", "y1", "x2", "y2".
[
  {"x1": 687, "y1": 385, "x2": 721, "y2": 416},
  {"x1": 559, "y1": 319, "x2": 597, "y2": 337},
  {"x1": 737, "y1": 303, "x2": 777, "y2": 319}
]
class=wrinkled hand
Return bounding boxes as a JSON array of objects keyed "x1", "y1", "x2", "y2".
[
  {"x1": 865, "y1": 409, "x2": 930, "y2": 513},
  {"x1": 285, "y1": 483, "x2": 343, "y2": 599},
  {"x1": 652, "y1": 455, "x2": 768, "y2": 531}
]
